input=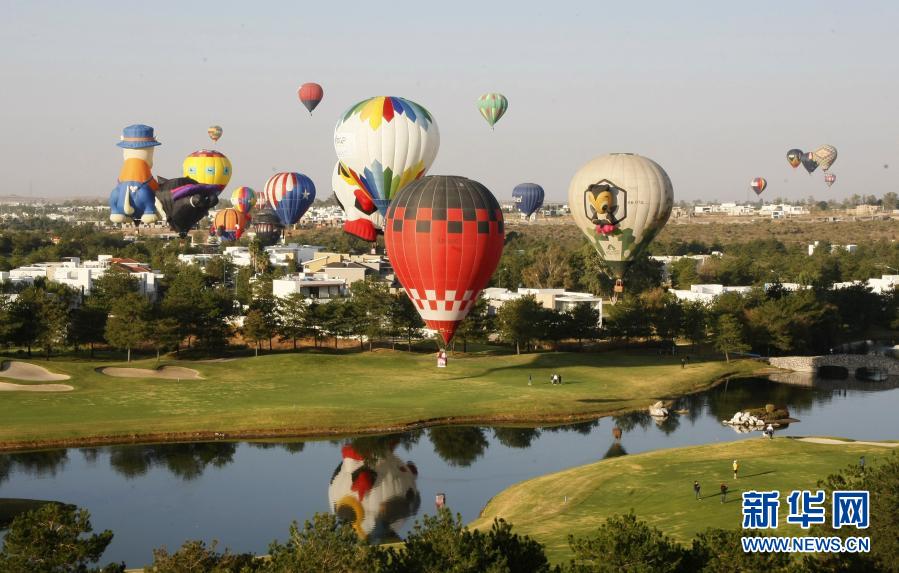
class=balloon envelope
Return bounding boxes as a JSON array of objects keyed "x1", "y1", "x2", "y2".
[
  {"x1": 512, "y1": 183, "x2": 545, "y2": 218},
  {"x1": 332, "y1": 162, "x2": 384, "y2": 242},
  {"x1": 813, "y1": 144, "x2": 838, "y2": 171},
  {"x1": 751, "y1": 177, "x2": 767, "y2": 195},
  {"x1": 207, "y1": 125, "x2": 222, "y2": 142},
  {"x1": 801, "y1": 152, "x2": 819, "y2": 174},
  {"x1": 230, "y1": 186, "x2": 256, "y2": 215},
  {"x1": 252, "y1": 207, "x2": 283, "y2": 246},
  {"x1": 155, "y1": 176, "x2": 223, "y2": 237},
  {"x1": 212, "y1": 208, "x2": 247, "y2": 241},
  {"x1": 334, "y1": 96, "x2": 440, "y2": 216},
  {"x1": 298, "y1": 82, "x2": 324, "y2": 113},
  {"x1": 183, "y1": 150, "x2": 232, "y2": 188},
  {"x1": 824, "y1": 173, "x2": 836, "y2": 187},
  {"x1": 477, "y1": 93, "x2": 508, "y2": 128},
  {"x1": 786, "y1": 149, "x2": 803, "y2": 168},
  {"x1": 385, "y1": 176, "x2": 504, "y2": 345},
  {"x1": 567, "y1": 153, "x2": 673, "y2": 279},
  {"x1": 264, "y1": 172, "x2": 316, "y2": 227}
]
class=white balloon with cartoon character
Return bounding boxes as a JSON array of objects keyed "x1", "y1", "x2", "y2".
[{"x1": 328, "y1": 444, "x2": 420, "y2": 543}]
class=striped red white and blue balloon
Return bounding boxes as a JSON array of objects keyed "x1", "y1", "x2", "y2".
[
  {"x1": 512, "y1": 183, "x2": 545, "y2": 218},
  {"x1": 264, "y1": 172, "x2": 316, "y2": 227}
]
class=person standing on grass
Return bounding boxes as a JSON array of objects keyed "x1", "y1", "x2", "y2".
[
  {"x1": 693, "y1": 481, "x2": 701, "y2": 500},
  {"x1": 681, "y1": 358, "x2": 686, "y2": 369},
  {"x1": 733, "y1": 459, "x2": 739, "y2": 479},
  {"x1": 859, "y1": 455, "x2": 865, "y2": 472},
  {"x1": 720, "y1": 483, "x2": 728, "y2": 503}
]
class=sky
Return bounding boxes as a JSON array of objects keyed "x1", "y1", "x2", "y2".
[{"x1": 1, "y1": 0, "x2": 897, "y2": 203}]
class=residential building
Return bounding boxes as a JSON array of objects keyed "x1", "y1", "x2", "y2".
[
  {"x1": 272, "y1": 272, "x2": 348, "y2": 302},
  {"x1": 4, "y1": 255, "x2": 161, "y2": 299},
  {"x1": 482, "y1": 287, "x2": 604, "y2": 327},
  {"x1": 669, "y1": 284, "x2": 752, "y2": 304}
]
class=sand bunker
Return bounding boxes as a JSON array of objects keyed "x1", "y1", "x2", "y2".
[
  {"x1": 0, "y1": 381, "x2": 73, "y2": 392},
  {"x1": 98, "y1": 366, "x2": 202, "y2": 380},
  {"x1": 0, "y1": 361, "x2": 71, "y2": 382}
]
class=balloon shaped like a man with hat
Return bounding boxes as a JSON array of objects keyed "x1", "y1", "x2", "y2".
[{"x1": 109, "y1": 124, "x2": 163, "y2": 225}]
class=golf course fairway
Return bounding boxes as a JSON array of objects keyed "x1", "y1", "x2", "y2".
[
  {"x1": 0, "y1": 349, "x2": 760, "y2": 449},
  {"x1": 470, "y1": 437, "x2": 897, "y2": 563}
]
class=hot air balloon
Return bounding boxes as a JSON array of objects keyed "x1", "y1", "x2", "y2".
[
  {"x1": 332, "y1": 162, "x2": 384, "y2": 242},
  {"x1": 813, "y1": 144, "x2": 838, "y2": 171},
  {"x1": 298, "y1": 82, "x2": 324, "y2": 113},
  {"x1": 385, "y1": 176, "x2": 504, "y2": 346},
  {"x1": 334, "y1": 96, "x2": 440, "y2": 216},
  {"x1": 750, "y1": 177, "x2": 768, "y2": 195},
  {"x1": 329, "y1": 444, "x2": 420, "y2": 543},
  {"x1": 252, "y1": 207, "x2": 284, "y2": 246},
  {"x1": 512, "y1": 183, "x2": 545, "y2": 219},
  {"x1": 264, "y1": 172, "x2": 316, "y2": 227},
  {"x1": 230, "y1": 186, "x2": 256, "y2": 217},
  {"x1": 477, "y1": 93, "x2": 508, "y2": 129},
  {"x1": 786, "y1": 149, "x2": 803, "y2": 168},
  {"x1": 211, "y1": 208, "x2": 247, "y2": 241},
  {"x1": 207, "y1": 125, "x2": 222, "y2": 142},
  {"x1": 824, "y1": 173, "x2": 836, "y2": 187},
  {"x1": 183, "y1": 150, "x2": 232, "y2": 188},
  {"x1": 567, "y1": 153, "x2": 673, "y2": 297},
  {"x1": 801, "y1": 152, "x2": 819, "y2": 174},
  {"x1": 155, "y1": 176, "x2": 223, "y2": 237}
]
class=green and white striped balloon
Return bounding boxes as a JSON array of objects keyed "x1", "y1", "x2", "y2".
[{"x1": 477, "y1": 93, "x2": 508, "y2": 129}]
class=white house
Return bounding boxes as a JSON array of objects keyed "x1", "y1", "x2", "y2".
[
  {"x1": 669, "y1": 284, "x2": 753, "y2": 304},
  {"x1": 482, "y1": 287, "x2": 604, "y2": 327},
  {"x1": 272, "y1": 272, "x2": 348, "y2": 302},
  {"x1": 5, "y1": 255, "x2": 161, "y2": 299}
]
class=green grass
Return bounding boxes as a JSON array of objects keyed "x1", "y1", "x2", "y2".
[
  {"x1": 470, "y1": 437, "x2": 894, "y2": 563},
  {"x1": 0, "y1": 349, "x2": 760, "y2": 447}
]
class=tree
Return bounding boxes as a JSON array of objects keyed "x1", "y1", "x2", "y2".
[
  {"x1": 277, "y1": 293, "x2": 308, "y2": 350},
  {"x1": 686, "y1": 528, "x2": 792, "y2": 573},
  {"x1": 90, "y1": 268, "x2": 139, "y2": 312},
  {"x1": 349, "y1": 278, "x2": 392, "y2": 351},
  {"x1": 6, "y1": 287, "x2": 45, "y2": 357},
  {"x1": 566, "y1": 304, "x2": 601, "y2": 347},
  {"x1": 69, "y1": 302, "x2": 107, "y2": 357},
  {"x1": 521, "y1": 244, "x2": 571, "y2": 288},
  {"x1": 497, "y1": 295, "x2": 543, "y2": 354},
  {"x1": 713, "y1": 315, "x2": 748, "y2": 362},
  {"x1": 803, "y1": 451, "x2": 899, "y2": 572},
  {"x1": 453, "y1": 296, "x2": 494, "y2": 353},
  {"x1": 0, "y1": 504, "x2": 124, "y2": 573},
  {"x1": 669, "y1": 258, "x2": 700, "y2": 289},
  {"x1": 35, "y1": 284, "x2": 76, "y2": 359},
  {"x1": 388, "y1": 293, "x2": 424, "y2": 351},
  {"x1": 149, "y1": 539, "x2": 262, "y2": 573},
  {"x1": 266, "y1": 512, "x2": 382, "y2": 573},
  {"x1": 565, "y1": 512, "x2": 686, "y2": 573},
  {"x1": 104, "y1": 293, "x2": 150, "y2": 362},
  {"x1": 385, "y1": 509, "x2": 552, "y2": 573},
  {"x1": 161, "y1": 264, "x2": 208, "y2": 348},
  {"x1": 243, "y1": 310, "x2": 269, "y2": 357},
  {"x1": 148, "y1": 317, "x2": 182, "y2": 361}
]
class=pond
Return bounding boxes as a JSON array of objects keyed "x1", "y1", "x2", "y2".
[{"x1": 1, "y1": 373, "x2": 897, "y2": 567}]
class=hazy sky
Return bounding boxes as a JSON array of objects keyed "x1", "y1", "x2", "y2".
[{"x1": 1, "y1": 1, "x2": 897, "y2": 202}]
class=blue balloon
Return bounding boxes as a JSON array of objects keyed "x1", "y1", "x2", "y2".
[
  {"x1": 512, "y1": 183, "x2": 545, "y2": 218},
  {"x1": 265, "y1": 172, "x2": 316, "y2": 227}
]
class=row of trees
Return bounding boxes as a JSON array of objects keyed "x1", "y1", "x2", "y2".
[
  {"x1": 1, "y1": 268, "x2": 893, "y2": 360},
  {"x1": 4, "y1": 451, "x2": 896, "y2": 572}
]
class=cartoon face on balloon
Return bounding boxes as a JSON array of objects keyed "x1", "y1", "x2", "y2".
[{"x1": 584, "y1": 181, "x2": 626, "y2": 235}]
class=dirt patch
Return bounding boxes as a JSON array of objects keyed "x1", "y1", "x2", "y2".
[
  {"x1": 0, "y1": 361, "x2": 70, "y2": 382},
  {"x1": 0, "y1": 382, "x2": 73, "y2": 392},
  {"x1": 97, "y1": 366, "x2": 202, "y2": 380}
]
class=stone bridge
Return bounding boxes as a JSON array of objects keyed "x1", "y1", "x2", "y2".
[{"x1": 769, "y1": 354, "x2": 899, "y2": 377}]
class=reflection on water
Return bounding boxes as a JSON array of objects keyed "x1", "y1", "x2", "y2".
[
  {"x1": 0, "y1": 374, "x2": 896, "y2": 566},
  {"x1": 329, "y1": 440, "x2": 420, "y2": 543}
]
